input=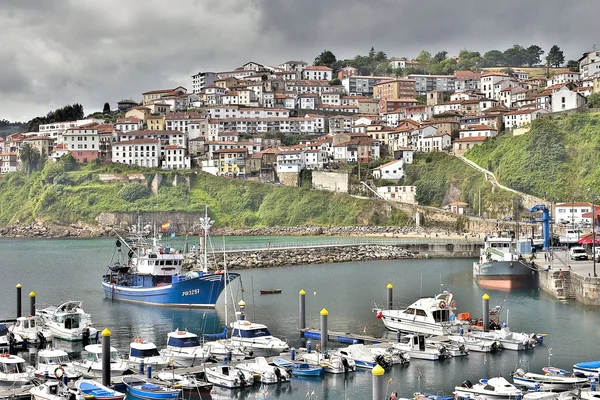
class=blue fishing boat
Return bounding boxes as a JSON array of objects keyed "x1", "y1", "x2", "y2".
[
  {"x1": 573, "y1": 361, "x2": 600, "y2": 376},
  {"x1": 75, "y1": 379, "x2": 126, "y2": 400},
  {"x1": 101, "y1": 210, "x2": 239, "y2": 308},
  {"x1": 122, "y1": 376, "x2": 181, "y2": 400},
  {"x1": 273, "y1": 358, "x2": 324, "y2": 377}
]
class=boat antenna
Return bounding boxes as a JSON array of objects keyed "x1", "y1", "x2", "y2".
[
  {"x1": 420, "y1": 272, "x2": 423, "y2": 298},
  {"x1": 199, "y1": 205, "x2": 214, "y2": 274},
  {"x1": 223, "y1": 236, "x2": 228, "y2": 327},
  {"x1": 483, "y1": 356, "x2": 487, "y2": 379}
]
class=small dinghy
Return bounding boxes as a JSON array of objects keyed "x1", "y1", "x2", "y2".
[
  {"x1": 10, "y1": 315, "x2": 53, "y2": 344},
  {"x1": 237, "y1": 356, "x2": 290, "y2": 384},
  {"x1": 336, "y1": 344, "x2": 393, "y2": 369},
  {"x1": 260, "y1": 289, "x2": 282, "y2": 295},
  {"x1": 273, "y1": 358, "x2": 324, "y2": 377},
  {"x1": 75, "y1": 379, "x2": 125, "y2": 400},
  {"x1": 30, "y1": 380, "x2": 81, "y2": 400},
  {"x1": 573, "y1": 361, "x2": 600, "y2": 377},
  {"x1": 512, "y1": 368, "x2": 589, "y2": 391},
  {"x1": 204, "y1": 364, "x2": 255, "y2": 388},
  {"x1": 301, "y1": 351, "x2": 357, "y2": 374},
  {"x1": 122, "y1": 376, "x2": 181, "y2": 400},
  {"x1": 156, "y1": 371, "x2": 213, "y2": 392}
]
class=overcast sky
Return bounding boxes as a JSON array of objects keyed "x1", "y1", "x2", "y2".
[{"x1": 1, "y1": 0, "x2": 597, "y2": 122}]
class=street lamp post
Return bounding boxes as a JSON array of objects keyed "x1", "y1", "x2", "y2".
[{"x1": 593, "y1": 193, "x2": 597, "y2": 277}]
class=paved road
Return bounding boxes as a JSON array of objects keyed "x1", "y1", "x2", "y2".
[{"x1": 545, "y1": 248, "x2": 600, "y2": 278}]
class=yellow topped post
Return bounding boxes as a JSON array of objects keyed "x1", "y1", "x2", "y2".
[
  {"x1": 371, "y1": 364, "x2": 385, "y2": 376},
  {"x1": 101, "y1": 328, "x2": 111, "y2": 337},
  {"x1": 320, "y1": 308, "x2": 329, "y2": 351},
  {"x1": 387, "y1": 283, "x2": 393, "y2": 309},
  {"x1": 238, "y1": 300, "x2": 246, "y2": 307},
  {"x1": 29, "y1": 291, "x2": 36, "y2": 297},
  {"x1": 482, "y1": 293, "x2": 490, "y2": 332},
  {"x1": 320, "y1": 308, "x2": 329, "y2": 316},
  {"x1": 16, "y1": 284, "x2": 22, "y2": 318},
  {"x1": 16, "y1": 284, "x2": 22, "y2": 289},
  {"x1": 29, "y1": 291, "x2": 36, "y2": 316},
  {"x1": 299, "y1": 289, "x2": 306, "y2": 330},
  {"x1": 482, "y1": 293, "x2": 490, "y2": 300},
  {"x1": 299, "y1": 289, "x2": 306, "y2": 295},
  {"x1": 372, "y1": 364, "x2": 386, "y2": 399},
  {"x1": 386, "y1": 283, "x2": 393, "y2": 289}
]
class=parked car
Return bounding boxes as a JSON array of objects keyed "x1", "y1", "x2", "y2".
[
  {"x1": 502, "y1": 217, "x2": 513, "y2": 221},
  {"x1": 570, "y1": 247, "x2": 589, "y2": 261}
]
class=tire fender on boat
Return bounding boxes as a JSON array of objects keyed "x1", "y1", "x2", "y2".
[
  {"x1": 54, "y1": 366, "x2": 65, "y2": 380},
  {"x1": 439, "y1": 301, "x2": 447, "y2": 309}
]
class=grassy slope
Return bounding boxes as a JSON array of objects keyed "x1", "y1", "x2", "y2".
[
  {"x1": 0, "y1": 162, "x2": 409, "y2": 228},
  {"x1": 404, "y1": 152, "x2": 519, "y2": 216},
  {"x1": 465, "y1": 112, "x2": 600, "y2": 201}
]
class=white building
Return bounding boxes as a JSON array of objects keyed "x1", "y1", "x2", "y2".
[
  {"x1": 278, "y1": 60, "x2": 308, "y2": 73},
  {"x1": 163, "y1": 145, "x2": 191, "y2": 170},
  {"x1": 377, "y1": 185, "x2": 417, "y2": 204},
  {"x1": 191, "y1": 71, "x2": 217, "y2": 94},
  {"x1": 276, "y1": 150, "x2": 304, "y2": 173},
  {"x1": 372, "y1": 159, "x2": 404, "y2": 181},
  {"x1": 503, "y1": 108, "x2": 549, "y2": 130},
  {"x1": 301, "y1": 66, "x2": 333, "y2": 81},
  {"x1": 548, "y1": 72, "x2": 581, "y2": 87},
  {"x1": 116, "y1": 117, "x2": 143, "y2": 132},
  {"x1": 112, "y1": 139, "x2": 160, "y2": 168},
  {"x1": 459, "y1": 124, "x2": 497, "y2": 138},
  {"x1": 551, "y1": 86, "x2": 587, "y2": 113},
  {"x1": 578, "y1": 51, "x2": 600, "y2": 79},
  {"x1": 555, "y1": 202, "x2": 593, "y2": 225},
  {"x1": 416, "y1": 132, "x2": 451, "y2": 153},
  {"x1": 480, "y1": 72, "x2": 509, "y2": 100}
]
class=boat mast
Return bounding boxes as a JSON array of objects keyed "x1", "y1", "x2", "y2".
[{"x1": 199, "y1": 205, "x2": 214, "y2": 274}]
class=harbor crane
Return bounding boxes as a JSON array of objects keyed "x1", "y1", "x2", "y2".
[{"x1": 529, "y1": 204, "x2": 551, "y2": 250}]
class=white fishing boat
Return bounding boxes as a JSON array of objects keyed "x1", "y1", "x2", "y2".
[
  {"x1": 0, "y1": 354, "x2": 34, "y2": 388},
  {"x1": 335, "y1": 344, "x2": 392, "y2": 369},
  {"x1": 237, "y1": 357, "x2": 290, "y2": 384},
  {"x1": 373, "y1": 291, "x2": 471, "y2": 336},
  {"x1": 34, "y1": 348, "x2": 82, "y2": 382},
  {"x1": 128, "y1": 338, "x2": 170, "y2": 370},
  {"x1": 159, "y1": 329, "x2": 209, "y2": 367},
  {"x1": 559, "y1": 388, "x2": 600, "y2": 400},
  {"x1": 448, "y1": 334, "x2": 502, "y2": 353},
  {"x1": 300, "y1": 351, "x2": 358, "y2": 374},
  {"x1": 38, "y1": 301, "x2": 97, "y2": 342},
  {"x1": 156, "y1": 370, "x2": 213, "y2": 391},
  {"x1": 469, "y1": 327, "x2": 537, "y2": 351},
  {"x1": 228, "y1": 319, "x2": 289, "y2": 358},
  {"x1": 72, "y1": 344, "x2": 131, "y2": 379},
  {"x1": 366, "y1": 344, "x2": 412, "y2": 364},
  {"x1": 9, "y1": 315, "x2": 53, "y2": 344},
  {"x1": 203, "y1": 340, "x2": 247, "y2": 362},
  {"x1": 0, "y1": 325, "x2": 24, "y2": 351},
  {"x1": 512, "y1": 368, "x2": 589, "y2": 391},
  {"x1": 389, "y1": 334, "x2": 449, "y2": 360},
  {"x1": 454, "y1": 377, "x2": 522, "y2": 400},
  {"x1": 30, "y1": 380, "x2": 82, "y2": 400},
  {"x1": 204, "y1": 364, "x2": 254, "y2": 389}
]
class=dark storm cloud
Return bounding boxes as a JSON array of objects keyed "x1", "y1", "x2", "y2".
[{"x1": 0, "y1": 0, "x2": 597, "y2": 122}]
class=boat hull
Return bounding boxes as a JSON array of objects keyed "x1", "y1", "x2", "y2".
[
  {"x1": 102, "y1": 273, "x2": 239, "y2": 308},
  {"x1": 473, "y1": 261, "x2": 538, "y2": 290}
]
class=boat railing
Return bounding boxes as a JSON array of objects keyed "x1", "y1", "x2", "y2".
[{"x1": 372, "y1": 301, "x2": 409, "y2": 311}]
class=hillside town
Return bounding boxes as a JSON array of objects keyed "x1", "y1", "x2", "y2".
[{"x1": 1, "y1": 51, "x2": 597, "y2": 206}]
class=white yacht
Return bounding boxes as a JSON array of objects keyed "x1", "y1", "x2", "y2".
[
  {"x1": 454, "y1": 377, "x2": 522, "y2": 400},
  {"x1": 237, "y1": 357, "x2": 290, "y2": 384},
  {"x1": 366, "y1": 344, "x2": 411, "y2": 364},
  {"x1": 38, "y1": 301, "x2": 97, "y2": 342},
  {"x1": 204, "y1": 364, "x2": 254, "y2": 389},
  {"x1": 72, "y1": 344, "x2": 130, "y2": 379},
  {"x1": 389, "y1": 334, "x2": 449, "y2": 360},
  {"x1": 35, "y1": 348, "x2": 81, "y2": 382},
  {"x1": 159, "y1": 330, "x2": 209, "y2": 367},
  {"x1": 229, "y1": 319, "x2": 289, "y2": 357},
  {"x1": 335, "y1": 344, "x2": 391, "y2": 369},
  {"x1": 9, "y1": 316, "x2": 53, "y2": 344},
  {"x1": 373, "y1": 291, "x2": 470, "y2": 336},
  {"x1": 128, "y1": 339, "x2": 170, "y2": 370},
  {"x1": 301, "y1": 351, "x2": 357, "y2": 374},
  {"x1": 0, "y1": 354, "x2": 34, "y2": 388}
]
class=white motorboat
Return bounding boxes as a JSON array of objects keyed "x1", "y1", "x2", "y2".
[
  {"x1": 373, "y1": 291, "x2": 471, "y2": 336},
  {"x1": 454, "y1": 377, "x2": 522, "y2": 400},
  {"x1": 0, "y1": 325, "x2": 24, "y2": 352},
  {"x1": 237, "y1": 356, "x2": 290, "y2": 384},
  {"x1": 35, "y1": 348, "x2": 82, "y2": 382},
  {"x1": 512, "y1": 368, "x2": 589, "y2": 392},
  {"x1": 72, "y1": 344, "x2": 131, "y2": 379},
  {"x1": 573, "y1": 361, "x2": 600, "y2": 377},
  {"x1": 128, "y1": 338, "x2": 170, "y2": 370},
  {"x1": 229, "y1": 319, "x2": 289, "y2": 357},
  {"x1": 30, "y1": 380, "x2": 82, "y2": 400},
  {"x1": 469, "y1": 328, "x2": 536, "y2": 351},
  {"x1": 203, "y1": 340, "x2": 247, "y2": 362},
  {"x1": 38, "y1": 301, "x2": 97, "y2": 342},
  {"x1": 335, "y1": 344, "x2": 392, "y2": 369},
  {"x1": 9, "y1": 316, "x2": 53, "y2": 344},
  {"x1": 75, "y1": 379, "x2": 126, "y2": 400},
  {"x1": 0, "y1": 354, "x2": 34, "y2": 388},
  {"x1": 448, "y1": 334, "x2": 502, "y2": 353},
  {"x1": 390, "y1": 334, "x2": 448, "y2": 360},
  {"x1": 204, "y1": 364, "x2": 254, "y2": 389},
  {"x1": 300, "y1": 351, "x2": 357, "y2": 374},
  {"x1": 366, "y1": 344, "x2": 411, "y2": 364},
  {"x1": 559, "y1": 388, "x2": 600, "y2": 400},
  {"x1": 156, "y1": 370, "x2": 213, "y2": 391},
  {"x1": 159, "y1": 329, "x2": 209, "y2": 367}
]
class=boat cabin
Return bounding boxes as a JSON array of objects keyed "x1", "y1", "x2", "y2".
[
  {"x1": 134, "y1": 252, "x2": 184, "y2": 276},
  {"x1": 130, "y1": 342, "x2": 161, "y2": 358},
  {"x1": 53, "y1": 313, "x2": 82, "y2": 330},
  {"x1": 399, "y1": 334, "x2": 427, "y2": 351},
  {"x1": 231, "y1": 321, "x2": 272, "y2": 339},
  {"x1": 85, "y1": 345, "x2": 120, "y2": 363},
  {"x1": 167, "y1": 332, "x2": 201, "y2": 348},
  {"x1": 38, "y1": 350, "x2": 70, "y2": 366},
  {"x1": 0, "y1": 355, "x2": 27, "y2": 373},
  {"x1": 13, "y1": 316, "x2": 41, "y2": 333}
]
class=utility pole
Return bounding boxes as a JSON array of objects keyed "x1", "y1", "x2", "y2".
[
  {"x1": 593, "y1": 191, "x2": 597, "y2": 277},
  {"x1": 479, "y1": 188, "x2": 481, "y2": 217}
]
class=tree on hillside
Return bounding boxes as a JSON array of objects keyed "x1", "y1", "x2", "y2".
[
  {"x1": 26, "y1": 104, "x2": 84, "y2": 132},
  {"x1": 433, "y1": 51, "x2": 448, "y2": 63},
  {"x1": 482, "y1": 50, "x2": 505, "y2": 67},
  {"x1": 548, "y1": 45, "x2": 565, "y2": 67},
  {"x1": 525, "y1": 45, "x2": 544, "y2": 66},
  {"x1": 329, "y1": 78, "x2": 342, "y2": 86},
  {"x1": 103, "y1": 102, "x2": 110, "y2": 114},
  {"x1": 566, "y1": 60, "x2": 580, "y2": 72},
  {"x1": 20, "y1": 143, "x2": 41, "y2": 174},
  {"x1": 368, "y1": 47, "x2": 376, "y2": 59},
  {"x1": 430, "y1": 58, "x2": 457, "y2": 75},
  {"x1": 313, "y1": 50, "x2": 337, "y2": 68},
  {"x1": 373, "y1": 50, "x2": 387, "y2": 63},
  {"x1": 588, "y1": 93, "x2": 600, "y2": 108},
  {"x1": 456, "y1": 50, "x2": 482, "y2": 71},
  {"x1": 415, "y1": 50, "x2": 432, "y2": 72},
  {"x1": 503, "y1": 45, "x2": 527, "y2": 66},
  {"x1": 392, "y1": 67, "x2": 404, "y2": 78}
]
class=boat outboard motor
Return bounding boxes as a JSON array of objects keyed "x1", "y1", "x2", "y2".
[
  {"x1": 7, "y1": 332, "x2": 15, "y2": 353},
  {"x1": 37, "y1": 331, "x2": 47, "y2": 348},
  {"x1": 341, "y1": 357, "x2": 350, "y2": 372},
  {"x1": 491, "y1": 341, "x2": 500, "y2": 352},
  {"x1": 462, "y1": 380, "x2": 473, "y2": 389},
  {"x1": 238, "y1": 370, "x2": 246, "y2": 387},
  {"x1": 82, "y1": 327, "x2": 90, "y2": 346},
  {"x1": 458, "y1": 344, "x2": 467, "y2": 354},
  {"x1": 274, "y1": 366, "x2": 282, "y2": 381}
]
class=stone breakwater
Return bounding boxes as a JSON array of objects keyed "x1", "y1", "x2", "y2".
[
  {"x1": 0, "y1": 222, "x2": 105, "y2": 238},
  {"x1": 212, "y1": 226, "x2": 429, "y2": 237},
  {"x1": 184, "y1": 245, "x2": 415, "y2": 270}
]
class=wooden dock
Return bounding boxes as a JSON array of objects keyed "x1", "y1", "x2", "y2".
[{"x1": 300, "y1": 328, "x2": 388, "y2": 345}]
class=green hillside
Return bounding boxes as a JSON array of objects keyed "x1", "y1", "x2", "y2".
[
  {"x1": 0, "y1": 160, "x2": 409, "y2": 228},
  {"x1": 465, "y1": 112, "x2": 600, "y2": 201},
  {"x1": 403, "y1": 152, "x2": 518, "y2": 216}
]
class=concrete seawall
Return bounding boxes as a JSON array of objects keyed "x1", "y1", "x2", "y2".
[{"x1": 184, "y1": 242, "x2": 482, "y2": 270}]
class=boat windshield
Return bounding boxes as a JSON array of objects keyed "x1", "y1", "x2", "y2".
[
  {"x1": 131, "y1": 348, "x2": 160, "y2": 357},
  {"x1": 432, "y1": 309, "x2": 451, "y2": 322},
  {"x1": 232, "y1": 328, "x2": 271, "y2": 338},
  {"x1": 0, "y1": 362, "x2": 26, "y2": 373},
  {"x1": 41, "y1": 355, "x2": 70, "y2": 365},
  {"x1": 167, "y1": 337, "x2": 201, "y2": 348},
  {"x1": 87, "y1": 353, "x2": 98, "y2": 362}
]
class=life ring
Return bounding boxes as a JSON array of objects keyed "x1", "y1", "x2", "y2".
[
  {"x1": 54, "y1": 366, "x2": 65, "y2": 380},
  {"x1": 439, "y1": 300, "x2": 447, "y2": 309},
  {"x1": 242, "y1": 321, "x2": 251, "y2": 326},
  {"x1": 450, "y1": 300, "x2": 457, "y2": 308},
  {"x1": 134, "y1": 338, "x2": 144, "y2": 343},
  {"x1": 177, "y1": 331, "x2": 186, "y2": 335}
]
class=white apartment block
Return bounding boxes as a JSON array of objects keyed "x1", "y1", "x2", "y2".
[
  {"x1": 117, "y1": 130, "x2": 186, "y2": 147},
  {"x1": 191, "y1": 71, "x2": 217, "y2": 94},
  {"x1": 480, "y1": 73, "x2": 509, "y2": 100},
  {"x1": 163, "y1": 145, "x2": 191, "y2": 170},
  {"x1": 377, "y1": 185, "x2": 417, "y2": 204},
  {"x1": 301, "y1": 66, "x2": 333, "y2": 81},
  {"x1": 112, "y1": 139, "x2": 160, "y2": 168},
  {"x1": 116, "y1": 118, "x2": 143, "y2": 132}
]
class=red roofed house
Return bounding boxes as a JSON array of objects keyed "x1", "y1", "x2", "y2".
[
  {"x1": 453, "y1": 136, "x2": 488, "y2": 157},
  {"x1": 448, "y1": 201, "x2": 470, "y2": 215},
  {"x1": 373, "y1": 159, "x2": 405, "y2": 181},
  {"x1": 62, "y1": 126, "x2": 102, "y2": 162}
]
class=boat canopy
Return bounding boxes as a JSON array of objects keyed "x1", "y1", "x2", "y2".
[
  {"x1": 131, "y1": 348, "x2": 160, "y2": 358},
  {"x1": 232, "y1": 328, "x2": 271, "y2": 339},
  {"x1": 167, "y1": 337, "x2": 201, "y2": 348}
]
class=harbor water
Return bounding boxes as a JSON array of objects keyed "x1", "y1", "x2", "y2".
[{"x1": 1, "y1": 237, "x2": 600, "y2": 399}]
